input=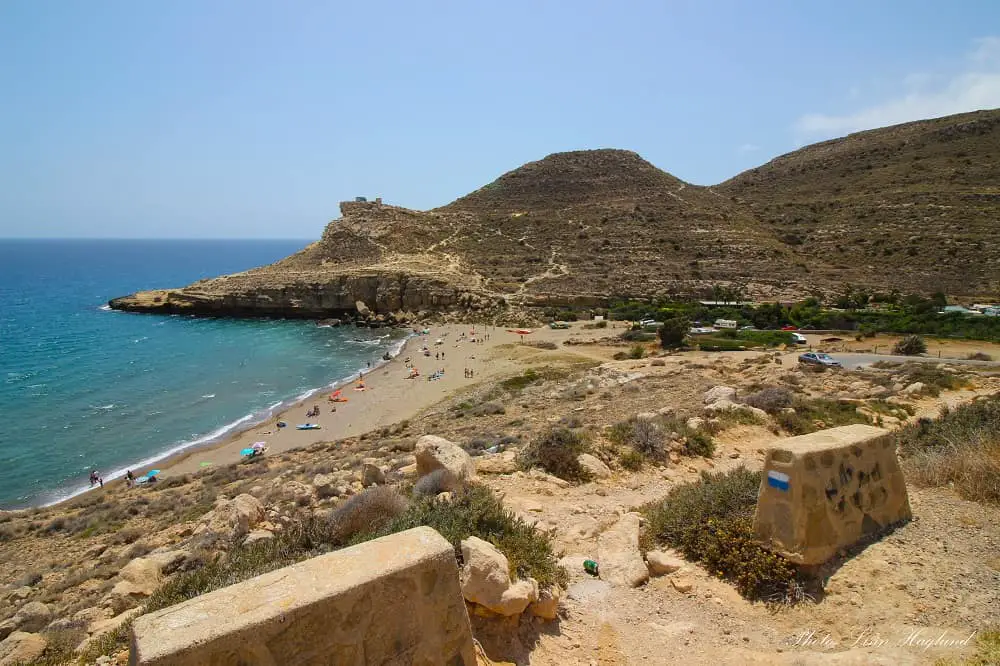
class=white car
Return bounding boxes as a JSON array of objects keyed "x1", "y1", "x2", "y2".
[{"x1": 790, "y1": 333, "x2": 808, "y2": 345}]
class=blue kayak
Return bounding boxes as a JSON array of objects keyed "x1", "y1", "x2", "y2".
[{"x1": 296, "y1": 424, "x2": 321, "y2": 430}]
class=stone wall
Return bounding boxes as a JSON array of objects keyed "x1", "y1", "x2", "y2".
[
  {"x1": 129, "y1": 527, "x2": 476, "y2": 665},
  {"x1": 753, "y1": 424, "x2": 912, "y2": 566}
]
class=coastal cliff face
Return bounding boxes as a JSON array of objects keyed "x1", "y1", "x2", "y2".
[{"x1": 110, "y1": 112, "x2": 1000, "y2": 319}]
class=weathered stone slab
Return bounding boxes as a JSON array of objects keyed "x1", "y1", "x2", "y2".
[
  {"x1": 753, "y1": 424, "x2": 911, "y2": 566},
  {"x1": 130, "y1": 527, "x2": 475, "y2": 665}
]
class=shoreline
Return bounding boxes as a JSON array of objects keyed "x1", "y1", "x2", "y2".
[
  {"x1": 34, "y1": 327, "x2": 411, "y2": 509},
  {"x1": 44, "y1": 323, "x2": 519, "y2": 507}
]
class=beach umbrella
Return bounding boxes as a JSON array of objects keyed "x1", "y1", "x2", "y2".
[
  {"x1": 240, "y1": 448, "x2": 255, "y2": 457},
  {"x1": 145, "y1": 469, "x2": 161, "y2": 478}
]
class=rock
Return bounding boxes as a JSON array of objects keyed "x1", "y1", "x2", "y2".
[
  {"x1": 6, "y1": 587, "x2": 31, "y2": 602},
  {"x1": 109, "y1": 558, "x2": 162, "y2": 612},
  {"x1": 528, "y1": 586, "x2": 561, "y2": 620},
  {"x1": 670, "y1": 576, "x2": 694, "y2": 593},
  {"x1": 526, "y1": 469, "x2": 571, "y2": 488},
  {"x1": 646, "y1": 549, "x2": 685, "y2": 576},
  {"x1": 81, "y1": 608, "x2": 143, "y2": 652},
  {"x1": 355, "y1": 300, "x2": 371, "y2": 318},
  {"x1": 361, "y1": 462, "x2": 386, "y2": 487},
  {"x1": 0, "y1": 632, "x2": 48, "y2": 666},
  {"x1": 7, "y1": 602, "x2": 51, "y2": 635},
  {"x1": 460, "y1": 537, "x2": 538, "y2": 616},
  {"x1": 686, "y1": 417, "x2": 705, "y2": 431},
  {"x1": 902, "y1": 382, "x2": 925, "y2": 396},
  {"x1": 669, "y1": 451, "x2": 681, "y2": 464},
  {"x1": 475, "y1": 451, "x2": 519, "y2": 475},
  {"x1": 596, "y1": 513, "x2": 649, "y2": 588},
  {"x1": 243, "y1": 529, "x2": 274, "y2": 545},
  {"x1": 194, "y1": 494, "x2": 266, "y2": 546},
  {"x1": 145, "y1": 549, "x2": 190, "y2": 576},
  {"x1": 312, "y1": 473, "x2": 342, "y2": 498},
  {"x1": 704, "y1": 398, "x2": 741, "y2": 414},
  {"x1": 868, "y1": 386, "x2": 891, "y2": 399},
  {"x1": 414, "y1": 435, "x2": 476, "y2": 491},
  {"x1": 656, "y1": 406, "x2": 675, "y2": 417},
  {"x1": 280, "y1": 480, "x2": 315, "y2": 505},
  {"x1": 744, "y1": 406, "x2": 769, "y2": 420},
  {"x1": 577, "y1": 453, "x2": 611, "y2": 479},
  {"x1": 703, "y1": 386, "x2": 737, "y2": 405},
  {"x1": 635, "y1": 412, "x2": 658, "y2": 421}
]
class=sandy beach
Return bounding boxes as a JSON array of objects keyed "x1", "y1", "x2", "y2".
[{"x1": 158, "y1": 323, "x2": 524, "y2": 477}]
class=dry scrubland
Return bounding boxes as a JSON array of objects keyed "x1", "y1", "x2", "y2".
[{"x1": 2, "y1": 329, "x2": 1000, "y2": 665}]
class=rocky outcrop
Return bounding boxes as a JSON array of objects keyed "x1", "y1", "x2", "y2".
[
  {"x1": 414, "y1": 435, "x2": 476, "y2": 491},
  {"x1": 193, "y1": 494, "x2": 266, "y2": 547},
  {"x1": 0, "y1": 632, "x2": 48, "y2": 666},
  {"x1": 597, "y1": 513, "x2": 649, "y2": 588},
  {"x1": 0, "y1": 602, "x2": 51, "y2": 641},
  {"x1": 460, "y1": 537, "x2": 538, "y2": 616}
]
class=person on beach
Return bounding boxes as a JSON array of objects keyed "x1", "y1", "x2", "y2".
[
  {"x1": 125, "y1": 470, "x2": 135, "y2": 488},
  {"x1": 89, "y1": 470, "x2": 98, "y2": 487},
  {"x1": 99, "y1": 477, "x2": 104, "y2": 488}
]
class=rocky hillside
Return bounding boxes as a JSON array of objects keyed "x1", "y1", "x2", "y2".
[
  {"x1": 718, "y1": 109, "x2": 1000, "y2": 296},
  {"x1": 111, "y1": 112, "x2": 1000, "y2": 319}
]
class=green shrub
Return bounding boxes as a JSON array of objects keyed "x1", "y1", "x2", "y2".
[
  {"x1": 518, "y1": 427, "x2": 591, "y2": 482},
  {"x1": 641, "y1": 468, "x2": 803, "y2": 601},
  {"x1": 967, "y1": 351, "x2": 994, "y2": 361},
  {"x1": 657, "y1": 316, "x2": 690, "y2": 349},
  {"x1": 501, "y1": 369, "x2": 540, "y2": 392},
  {"x1": 775, "y1": 398, "x2": 871, "y2": 435},
  {"x1": 364, "y1": 484, "x2": 567, "y2": 588},
  {"x1": 608, "y1": 417, "x2": 666, "y2": 460},
  {"x1": 412, "y1": 469, "x2": 455, "y2": 497},
  {"x1": 893, "y1": 334, "x2": 927, "y2": 355},
  {"x1": 619, "y1": 449, "x2": 645, "y2": 470},
  {"x1": 684, "y1": 431, "x2": 715, "y2": 457},
  {"x1": 628, "y1": 344, "x2": 646, "y2": 359},
  {"x1": 621, "y1": 330, "x2": 656, "y2": 342}
]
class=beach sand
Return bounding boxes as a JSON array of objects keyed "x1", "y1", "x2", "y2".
[{"x1": 160, "y1": 323, "x2": 525, "y2": 477}]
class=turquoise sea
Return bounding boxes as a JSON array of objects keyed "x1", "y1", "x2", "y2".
[{"x1": 0, "y1": 240, "x2": 401, "y2": 509}]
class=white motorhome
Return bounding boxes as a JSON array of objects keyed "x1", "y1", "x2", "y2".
[{"x1": 714, "y1": 319, "x2": 738, "y2": 329}]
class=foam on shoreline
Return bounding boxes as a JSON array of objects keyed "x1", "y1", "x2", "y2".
[{"x1": 34, "y1": 331, "x2": 411, "y2": 509}]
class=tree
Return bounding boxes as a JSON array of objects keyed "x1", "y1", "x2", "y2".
[
  {"x1": 893, "y1": 335, "x2": 927, "y2": 356},
  {"x1": 658, "y1": 316, "x2": 691, "y2": 349}
]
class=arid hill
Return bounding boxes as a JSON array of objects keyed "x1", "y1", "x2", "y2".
[
  {"x1": 718, "y1": 109, "x2": 1000, "y2": 296},
  {"x1": 110, "y1": 111, "x2": 1000, "y2": 319}
]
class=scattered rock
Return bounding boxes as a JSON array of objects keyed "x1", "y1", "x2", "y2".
[
  {"x1": 529, "y1": 586, "x2": 561, "y2": 620},
  {"x1": 194, "y1": 494, "x2": 266, "y2": 545},
  {"x1": 597, "y1": 513, "x2": 649, "y2": 588},
  {"x1": 355, "y1": 300, "x2": 371, "y2": 318},
  {"x1": 144, "y1": 549, "x2": 190, "y2": 576},
  {"x1": 686, "y1": 417, "x2": 706, "y2": 431},
  {"x1": 670, "y1": 576, "x2": 694, "y2": 594},
  {"x1": 0, "y1": 632, "x2": 48, "y2": 666},
  {"x1": 703, "y1": 386, "x2": 737, "y2": 405},
  {"x1": 312, "y1": 473, "x2": 343, "y2": 498},
  {"x1": 646, "y1": 549, "x2": 685, "y2": 576},
  {"x1": 635, "y1": 412, "x2": 658, "y2": 421},
  {"x1": 4, "y1": 602, "x2": 51, "y2": 636},
  {"x1": 243, "y1": 529, "x2": 275, "y2": 545},
  {"x1": 414, "y1": 435, "x2": 476, "y2": 490},
  {"x1": 460, "y1": 536, "x2": 538, "y2": 616},
  {"x1": 527, "y1": 468, "x2": 572, "y2": 488},
  {"x1": 902, "y1": 382, "x2": 925, "y2": 396},
  {"x1": 577, "y1": 453, "x2": 611, "y2": 479},
  {"x1": 476, "y1": 451, "x2": 519, "y2": 474},
  {"x1": 280, "y1": 480, "x2": 315, "y2": 505},
  {"x1": 109, "y1": 558, "x2": 162, "y2": 613}
]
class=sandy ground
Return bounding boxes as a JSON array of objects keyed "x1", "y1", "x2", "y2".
[{"x1": 162, "y1": 324, "x2": 518, "y2": 476}]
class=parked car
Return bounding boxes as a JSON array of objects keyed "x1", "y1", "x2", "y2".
[
  {"x1": 790, "y1": 332, "x2": 808, "y2": 345},
  {"x1": 798, "y1": 352, "x2": 841, "y2": 367},
  {"x1": 549, "y1": 321, "x2": 570, "y2": 329},
  {"x1": 781, "y1": 325, "x2": 798, "y2": 331},
  {"x1": 639, "y1": 319, "x2": 663, "y2": 329}
]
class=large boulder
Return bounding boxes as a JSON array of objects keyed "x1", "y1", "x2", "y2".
[
  {"x1": 460, "y1": 537, "x2": 538, "y2": 616},
  {"x1": 279, "y1": 481, "x2": 315, "y2": 505},
  {"x1": 7, "y1": 602, "x2": 51, "y2": 635},
  {"x1": 414, "y1": 435, "x2": 476, "y2": 491},
  {"x1": 528, "y1": 586, "x2": 561, "y2": 620},
  {"x1": 703, "y1": 386, "x2": 737, "y2": 405},
  {"x1": 108, "y1": 557, "x2": 163, "y2": 613},
  {"x1": 597, "y1": 513, "x2": 649, "y2": 588},
  {"x1": 0, "y1": 632, "x2": 48, "y2": 666},
  {"x1": 902, "y1": 382, "x2": 925, "y2": 396},
  {"x1": 312, "y1": 473, "x2": 343, "y2": 499},
  {"x1": 577, "y1": 453, "x2": 611, "y2": 479},
  {"x1": 355, "y1": 300, "x2": 372, "y2": 318},
  {"x1": 194, "y1": 493, "x2": 266, "y2": 545}
]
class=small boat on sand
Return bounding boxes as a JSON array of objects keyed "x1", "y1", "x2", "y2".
[{"x1": 296, "y1": 423, "x2": 321, "y2": 430}]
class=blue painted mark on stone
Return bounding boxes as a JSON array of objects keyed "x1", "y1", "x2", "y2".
[{"x1": 767, "y1": 470, "x2": 790, "y2": 492}]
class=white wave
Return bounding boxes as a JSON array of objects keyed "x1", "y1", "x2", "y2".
[
  {"x1": 201, "y1": 394, "x2": 216, "y2": 399},
  {"x1": 98, "y1": 304, "x2": 112, "y2": 312},
  {"x1": 91, "y1": 404, "x2": 115, "y2": 411}
]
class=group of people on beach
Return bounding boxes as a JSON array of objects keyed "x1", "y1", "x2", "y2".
[{"x1": 88, "y1": 470, "x2": 103, "y2": 488}]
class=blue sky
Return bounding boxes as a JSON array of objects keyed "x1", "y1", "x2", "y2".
[{"x1": 2, "y1": 1, "x2": 999, "y2": 239}]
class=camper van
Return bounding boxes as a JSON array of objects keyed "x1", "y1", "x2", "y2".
[{"x1": 714, "y1": 319, "x2": 738, "y2": 329}]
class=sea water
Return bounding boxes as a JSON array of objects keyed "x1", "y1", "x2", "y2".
[{"x1": 0, "y1": 239, "x2": 401, "y2": 508}]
